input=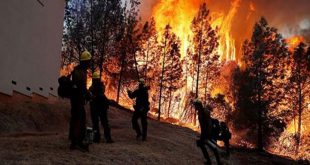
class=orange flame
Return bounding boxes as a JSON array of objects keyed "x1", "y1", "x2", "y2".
[
  {"x1": 210, "y1": 0, "x2": 240, "y2": 61},
  {"x1": 60, "y1": 63, "x2": 76, "y2": 76},
  {"x1": 286, "y1": 36, "x2": 305, "y2": 52},
  {"x1": 152, "y1": 0, "x2": 203, "y2": 58},
  {"x1": 152, "y1": 0, "x2": 240, "y2": 62}
]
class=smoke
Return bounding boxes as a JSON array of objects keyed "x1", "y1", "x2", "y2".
[
  {"x1": 251, "y1": 0, "x2": 310, "y2": 43},
  {"x1": 140, "y1": 0, "x2": 310, "y2": 43},
  {"x1": 139, "y1": 0, "x2": 158, "y2": 21}
]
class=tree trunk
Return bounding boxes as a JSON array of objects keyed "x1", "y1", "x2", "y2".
[
  {"x1": 158, "y1": 38, "x2": 167, "y2": 121},
  {"x1": 194, "y1": 19, "x2": 204, "y2": 127},
  {"x1": 144, "y1": 41, "x2": 150, "y2": 81},
  {"x1": 90, "y1": 0, "x2": 95, "y2": 72},
  {"x1": 204, "y1": 72, "x2": 208, "y2": 102},
  {"x1": 167, "y1": 54, "x2": 174, "y2": 118},
  {"x1": 117, "y1": 50, "x2": 126, "y2": 103},
  {"x1": 133, "y1": 48, "x2": 140, "y2": 80},
  {"x1": 168, "y1": 90, "x2": 172, "y2": 118},
  {"x1": 257, "y1": 71, "x2": 263, "y2": 151},
  {"x1": 296, "y1": 59, "x2": 302, "y2": 154}
]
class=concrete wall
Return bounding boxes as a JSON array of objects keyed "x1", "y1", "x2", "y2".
[{"x1": 0, "y1": 0, "x2": 65, "y2": 97}]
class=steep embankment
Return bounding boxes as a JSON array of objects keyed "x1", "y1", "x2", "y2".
[{"x1": 0, "y1": 96, "x2": 302, "y2": 165}]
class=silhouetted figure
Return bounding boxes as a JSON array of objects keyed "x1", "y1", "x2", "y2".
[
  {"x1": 211, "y1": 118, "x2": 220, "y2": 142},
  {"x1": 219, "y1": 122, "x2": 231, "y2": 156},
  {"x1": 193, "y1": 99, "x2": 221, "y2": 165},
  {"x1": 127, "y1": 79, "x2": 150, "y2": 141},
  {"x1": 69, "y1": 51, "x2": 91, "y2": 152},
  {"x1": 89, "y1": 72, "x2": 113, "y2": 144}
]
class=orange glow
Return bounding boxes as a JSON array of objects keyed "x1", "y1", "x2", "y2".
[
  {"x1": 60, "y1": 63, "x2": 76, "y2": 76},
  {"x1": 286, "y1": 36, "x2": 305, "y2": 52},
  {"x1": 249, "y1": 2, "x2": 255, "y2": 11},
  {"x1": 152, "y1": 0, "x2": 240, "y2": 62},
  {"x1": 152, "y1": 0, "x2": 203, "y2": 58},
  {"x1": 210, "y1": 0, "x2": 240, "y2": 61},
  {"x1": 61, "y1": 0, "x2": 309, "y2": 160}
]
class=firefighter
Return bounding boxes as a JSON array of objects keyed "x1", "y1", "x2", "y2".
[
  {"x1": 89, "y1": 71, "x2": 114, "y2": 143},
  {"x1": 193, "y1": 99, "x2": 221, "y2": 165},
  {"x1": 219, "y1": 121, "x2": 231, "y2": 156},
  {"x1": 69, "y1": 50, "x2": 92, "y2": 152},
  {"x1": 127, "y1": 79, "x2": 150, "y2": 141},
  {"x1": 211, "y1": 118, "x2": 220, "y2": 142}
]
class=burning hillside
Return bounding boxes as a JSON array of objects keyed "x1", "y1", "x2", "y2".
[{"x1": 61, "y1": 0, "x2": 310, "y2": 162}]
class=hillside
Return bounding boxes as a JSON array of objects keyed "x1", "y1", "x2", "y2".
[{"x1": 0, "y1": 95, "x2": 304, "y2": 165}]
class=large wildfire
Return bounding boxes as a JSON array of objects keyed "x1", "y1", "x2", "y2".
[
  {"x1": 61, "y1": 0, "x2": 310, "y2": 161},
  {"x1": 151, "y1": 0, "x2": 309, "y2": 160}
]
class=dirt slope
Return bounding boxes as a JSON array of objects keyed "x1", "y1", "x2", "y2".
[{"x1": 0, "y1": 97, "x2": 302, "y2": 165}]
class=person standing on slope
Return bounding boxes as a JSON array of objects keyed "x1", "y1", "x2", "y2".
[
  {"x1": 69, "y1": 51, "x2": 92, "y2": 152},
  {"x1": 127, "y1": 79, "x2": 150, "y2": 141},
  {"x1": 89, "y1": 71, "x2": 114, "y2": 143},
  {"x1": 193, "y1": 99, "x2": 221, "y2": 165}
]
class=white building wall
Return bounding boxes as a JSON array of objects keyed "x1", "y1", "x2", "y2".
[{"x1": 0, "y1": 0, "x2": 65, "y2": 97}]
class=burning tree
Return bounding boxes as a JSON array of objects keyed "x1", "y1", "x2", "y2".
[
  {"x1": 135, "y1": 19, "x2": 162, "y2": 113},
  {"x1": 287, "y1": 42, "x2": 310, "y2": 153},
  {"x1": 210, "y1": 94, "x2": 232, "y2": 123},
  {"x1": 136, "y1": 19, "x2": 159, "y2": 79},
  {"x1": 115, "y1": 0, "x2": 141, "y2": 104},
  {"x1": 190, "y1": 3, "x2": 220, "y2": 99},
  {"x1": 182, "y1": 3, "x2": 220, "y2": 125},
  {"x1": 158, "y1": 25, "x2": 184, "y2": 120},
  {"x1": 235, "y1": 17, "x2": 290, "y2": 151}
]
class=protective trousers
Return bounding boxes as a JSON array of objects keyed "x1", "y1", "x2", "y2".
[
  {"x1": 132, "y1": 110, "x2": 148, "y2": 139},
  {"x1": 90, "y1": 102, "x2": 112, "y2": 142},
  {"x1": 69, "y1": 96, "x2": 86, "y2": 146},
  {"x1": 199, "y1": 140, "x2": 221, "y2": 165}
]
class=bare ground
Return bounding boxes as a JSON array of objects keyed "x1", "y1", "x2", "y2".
[{"x1": 0, "y1": 96, "x2": 303, "y2": 165}]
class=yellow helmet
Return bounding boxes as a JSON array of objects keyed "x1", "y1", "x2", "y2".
[
  {"x1": 193, "y1": 98, "x2": 202, "y2": 105},
  {"x1": 92, "y1": 71, "x2": 100, "y2": 79},
  {"x1": 139, "y1": 78, "x2": 145, "y2": 85},
  {"x1": 80, "y1": 51, "x2": 92, "y2": 61}
]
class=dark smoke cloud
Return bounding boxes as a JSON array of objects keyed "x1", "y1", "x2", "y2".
[{"x1": 252, "y1": 0, "x2": 310, "y2": 43}]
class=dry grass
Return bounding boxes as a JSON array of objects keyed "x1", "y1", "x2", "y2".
[{"x1": 0, "y1": 95, "x2": 302, "y2": 165}]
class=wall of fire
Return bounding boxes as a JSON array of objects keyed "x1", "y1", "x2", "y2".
[{"x1": 0, "y1": 0, "x2": 65, "y2": 98}]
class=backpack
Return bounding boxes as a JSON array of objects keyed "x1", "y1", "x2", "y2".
[
  {"x1": 211, "y1": 118, "x2": 220, "y2": 140},
  {"x1": 220, "y1": 123, "x2": 232, "y2": 140},
  {"x1": 58, "y1": 75, "x2": 73, "y2": 98}
]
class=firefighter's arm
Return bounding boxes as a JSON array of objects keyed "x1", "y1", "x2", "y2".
[
  {"x1": 128, "y1": 89, "x2": 138, "y2": 99},
  {"x1": 127, "y1": 90, "x2": 133, "y2": 98}
]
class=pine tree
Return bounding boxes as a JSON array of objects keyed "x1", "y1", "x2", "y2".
[
  {"x1": 288, "y1": 42, "x2": 310, "y2": 153},
  {"x1": 116, "y1": 0, "x2": 141, "y2": 103},
  {"x1": 239, "y1": 17, "x2": 289, "y2": 151},
  {"x1": 136, "y1": 19, "x2": 162, "y2": 113},
  {"x1": 158, "y1": 25, "x2": 184, "y2": 120},
  {"x1": 188, "y1": 3, "x2": 219, "y2": 125},
  {"x1": 163, "y1": 34, "x2": 184, "y2": 118},
  {"x1": 62, "y1": 0, "x2": 125, "y2": 74}
]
